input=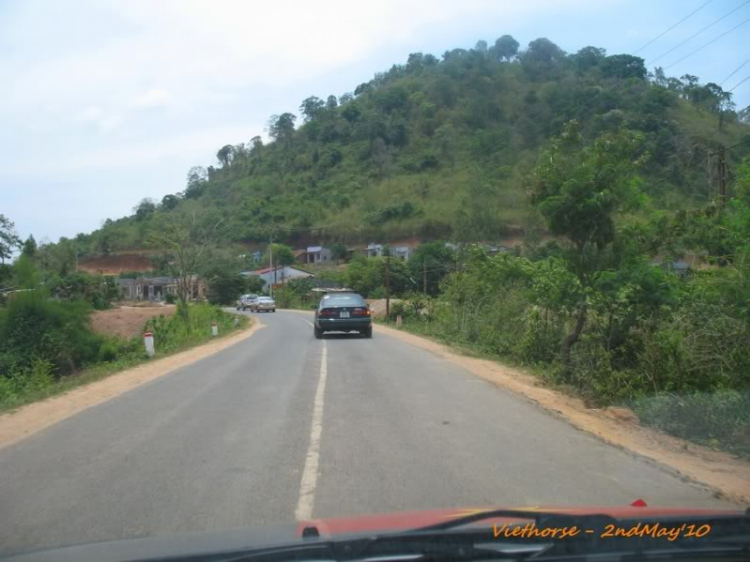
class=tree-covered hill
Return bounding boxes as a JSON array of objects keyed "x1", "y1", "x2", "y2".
[{"x1": 59, "y1": 35, "x2": 750, "y2": 257}]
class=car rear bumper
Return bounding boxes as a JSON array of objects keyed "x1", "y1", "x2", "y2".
[
  {"x1": 256, "y1": 305, "x2": 275, "y2": 311},
  {"x1": 316, "y1": 318, "x2": 371, "y2": 332}
]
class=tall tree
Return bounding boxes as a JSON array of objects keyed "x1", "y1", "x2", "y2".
[
  {"x1": 490, "y1": 35, "x2": 519, "y2": 61},
  {"x1": 264, "y1": 243, "x2": 295, "y2": 267},
  {"x1": 529, "y1": 121, "x2": 645, "y2": 368},
  {"x1": 161, "y1": 194, "x2": 181, "y2": 211},
  {"x1": 300, "y1": 96, "x2": 325, "y2": 122},
  {"x1": 268, "y1": 113, "x2": 297, "y2": 148},
  {"x1": 134, "y1": 198, "x2": 157, "y2": 220},
  {"x1": 148, "y1": 209, "x2": 224, "y2": 313},
  {"x1": 409, "y1": 241, "x2": 455, "y2": 295},
  {"x1": 522, "y1": 38, "x2": 565, "y2": 64},
  {"x1": 600, "y1": 54, "x2": 646, "y2": 80},
  {"x1": 21, "y1": 234, "x2": 37, "y2": 258},
  {"x1": 217, "y1": 144, "x2": 235, "y2": 167},
  {"x1": 0, "y1": 214, "x2": 22, "y2": 264},
  {"x1": 572, "y1": 46, "x2": 606, "y2": 72},
  {"x1": 184, "y1": 166, "x2": 208, "y2": 199},
  {"x1": 330, "y1": 242, "x2": 348, "y2": 264}
]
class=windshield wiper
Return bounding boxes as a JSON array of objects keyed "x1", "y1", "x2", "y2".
[{"x1": 407, "y1": 508, "x2": 617, "y2": 533}]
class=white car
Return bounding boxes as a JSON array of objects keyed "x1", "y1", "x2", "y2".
[
  {"x1": 255, "y1": 296, "x2": 276, "y2": 312},
  {"x1": 236, "y1": 294, "x2": 259, "y2": 311}
]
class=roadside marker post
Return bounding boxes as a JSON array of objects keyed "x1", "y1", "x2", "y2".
[
  {"x1": 211, "y1": 321, "x2": 218, "y2": 337},
  {"x1": 143, "y1": 332, "x2": 155, "y2": 358},
  {"x1": 396, "y1": 315, "x2": 403, "y2": 329}
]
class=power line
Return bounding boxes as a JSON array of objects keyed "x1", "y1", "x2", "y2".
[
  {"x1": 720, "y1": 57, "x2": 750, "y2": 85},
  {"x1": 663, "y1": 15, "x2": 750, "y2": 70},
  {"x1": 648, "y1": 0, "x2": 750, "y2": 66},
  {"x1": 634, "y1": 0, "x2": 715, "y2": 54},
  {"x1": 638, "y1": 137, "x2": 750, "y2": 193},
  {"x1": 727, "y1": 73, "x2": 750, "y2": 92}
]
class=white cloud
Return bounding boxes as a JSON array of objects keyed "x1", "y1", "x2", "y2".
[
  {"x1": 98, "y1": 115, "x2": 124, "y2": 134},
  {"x1": 74, "y1": 106, "x2": 103, "y2": 122},
  {"x1": 133, "y1": 89, "x2": 172, "y2": 109}
]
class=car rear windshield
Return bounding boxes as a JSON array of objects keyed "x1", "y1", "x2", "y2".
[
  {"x1": 258, "y1": 297, "x2": 273, "y2": 302},
  {"x1": 320, "y1": 295, "x2": 366, "y2": 307}
]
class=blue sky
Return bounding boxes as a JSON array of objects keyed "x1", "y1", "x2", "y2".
[{"x1": 1, "y1": 0, "x2": 749, "y2": 245}]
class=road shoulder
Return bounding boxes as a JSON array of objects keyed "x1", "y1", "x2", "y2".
[
  {"x1": 0, "y1": 319, "x2": 265, "y2": 450},
  {"x1": 370, "y1": 321, "x2": 750, "y2": 506}
]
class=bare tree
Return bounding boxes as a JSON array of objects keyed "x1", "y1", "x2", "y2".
[{"x1": 148, "y1": 209, "x2": 223, "y2": 314}]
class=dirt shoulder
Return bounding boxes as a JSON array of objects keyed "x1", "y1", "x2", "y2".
[
  {"x1": 0, "y1": 320, "x2": 264, "y2": 451},
  {"x1": 370, "y1": 321, "x2": 750, "y2": 506},
  {"x1": 90, "y1": 304, "x2": 176, "y2": 338}
]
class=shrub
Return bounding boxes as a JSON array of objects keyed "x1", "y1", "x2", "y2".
[
  {"x1": 632, "y1": 391, "x2": 750, "y2": 455},
  {"x1": 0, "y1": 293, "x2": 103, "y2": 378},
  {"x1": 143, "y1": 303, "x2": 237, "y2": 354},
  {"x1": 0, "y1": 359, "x2": 55, "y2": 403},
  {"x1": 165, "y1": 293, "x2": 176, "y2": 304}
]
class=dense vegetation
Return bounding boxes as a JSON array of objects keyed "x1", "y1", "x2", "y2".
[
  {"x1": 383, "y1": 142, "x2": 750, "y2": 456},
  {"x1": 0, "y1": 294, "x2": 245, "y2": 410},
  {"x1": 35, "y1": 35, "x2": 750, "y2": 263}
]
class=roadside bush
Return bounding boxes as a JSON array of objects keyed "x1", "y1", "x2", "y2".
[
  {"x1": 96, "y1": 336, "x2": 139, "y2": 363},
  {"x1": 144, "y1": 303, "x2": 237, "y2": 354},
  {"x1": 46, "y1": 271, "x2": 120, "y2": 310},
  {"x1": 517, "y1": 306, "x2": 563, "y2": 364},
  {"x1": 0, "y1": 359, "x2": 55, "y2": 403},
  {"x1": 165, "y1": 293, "x2": 176, "y2": 304},
  {"x1": 632, "y1": 391, "x2": 750, "y2": 456},
  {"x1": 0, "y1": 293, "x2": 103, "y2": 378}
]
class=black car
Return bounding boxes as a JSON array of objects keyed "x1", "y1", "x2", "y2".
[{"x1": 314, "y1": 292, "x2": 372, "y2": 339}]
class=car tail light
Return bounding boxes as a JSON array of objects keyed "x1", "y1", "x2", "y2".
[
  {"x1": 319, "y1": 308, "x2": 337, "y2": 317},
  {"x1": 352, "y1": 307, "x2": 370, "y2": 316}
]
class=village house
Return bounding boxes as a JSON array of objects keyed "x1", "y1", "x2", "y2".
[
  {"x1": 242, "y1": 265, "x2": 314, "y2": 289},
  {"x1": 365, "y1": 243, "x2": 385, "y2": 257},
  {"x1": 392, "y1": 245, "x2": 413, "y2": 261},
  {"x1": 365, "y1": 242, "x2": 416, "y2": 260},
  {"x1": 300, "y1": 245, "x2": 332, "y2": 264},
  {"x1": 118, "y1": 276, "x2": 206, "y2": 301}
]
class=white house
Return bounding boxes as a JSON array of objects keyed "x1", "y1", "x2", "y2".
[
  {"x1": 366, "y1": 243, "x2": 385, "y2": 257},
  {"x1": 242, "y1": 266, "x2": 314, "y2": 288},
  {"x1": 304, "y1": 246, "x2": 332, "y2": 264},
  {"x1": 366, "y1": 243, "x2": 414, "y2": 260},
  {"x1": 393, "y1": 246, "x2": 413, "y2": 261}
]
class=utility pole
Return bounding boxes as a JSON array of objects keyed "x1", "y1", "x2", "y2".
[
  {"x1": 720, "y1": 149, "x2": 727, "y2": 206},
  {"x1": 385, "y1": 247, "x2": 391, "y2": 320},
  {"x1": 269, "y1": 230, "x2": 274, "y2": 298}
]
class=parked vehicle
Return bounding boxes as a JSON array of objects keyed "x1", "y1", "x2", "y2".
[
  {"x1": 255, "y1": 296, "x2": 276, "y2": 312},
  {"x1": 314, "y1": 292, "x2": 372, "y2": 338},
  {"x1": 236, "y1": 294, "x2": 258, "y2": 311}
]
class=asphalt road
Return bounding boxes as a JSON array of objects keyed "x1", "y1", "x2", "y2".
[{"x1": 0, "y1": 310, "x2": 733, "y2": 555}]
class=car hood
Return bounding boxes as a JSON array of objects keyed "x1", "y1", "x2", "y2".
[{"x1": 5, "y1": 503, "x2": 744, "y2": 562}]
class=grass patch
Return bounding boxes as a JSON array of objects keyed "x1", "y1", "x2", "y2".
[{"x1": 0, "y1": 304, "x2": 250, "y2": 414}]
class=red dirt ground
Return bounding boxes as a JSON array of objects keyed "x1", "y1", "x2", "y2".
[{"x1": 90, "y1": 305, "x2": 176, "y2": 338}]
